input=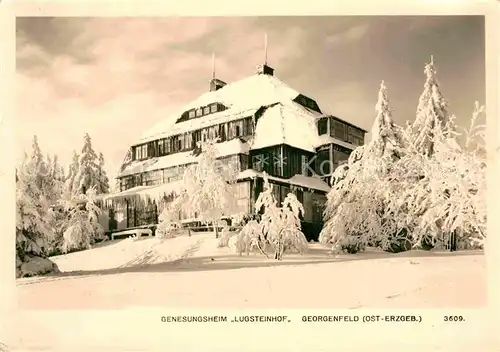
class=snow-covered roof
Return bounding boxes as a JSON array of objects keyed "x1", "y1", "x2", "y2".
[
  {"x1": 251, "y1": 103, "x2": 320, "y2": 153},
  {"x1": 101, "y1": 181, "x2": 183, "y2": 202},
  {"x1": 118, "y1": 138, "x2": 250, "y2": 178},
  {"x1": 140, "y1": 107, "x2": 260, "y2": 144},
  {"x1": 137, "y1": 73, "x2": 316, "y2": 145},
  {"x1": 237, "y1": 169, "x2": 330, "y2": 193}
]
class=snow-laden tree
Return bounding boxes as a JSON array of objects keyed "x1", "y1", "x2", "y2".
[
  {"x1": 97, "y1": 152, "x2": 110, "y2": 194},
  {"x1": 43, "y1": 154, "x2": 66, "y2": 254},
  {"x1": 369, "y1": 81, "x2": 404, "y2": 160},
  {"x1": 156, "y1": 195, "x2": 184, "y2": 239},
  {"x1": 60, "y1": 186, "x2": 105, "y2": 253},
  {"x1": 28, "y1": 136, "x2": 52, "y2": 199},
  {"x1": 320, "y1": 68, "x2": 486, "y2": 254},
  {"x1": 72, "y1": 133, "x2": 101, "y2": 195},
  {"x1": 157, "y1": 138, "x2": 238, "y2": 238},
  {"x1": 232, "y1": 219, "x2": 266, "y2": 256},
  {"x1": 412, "y1": 56, "x2": 449, "y2": 157},
  {"x1": 236, "y1": 173, "x2": 308, "y2": 260},
  {"x1": 395, "y1": 102, "x2": 486, "y2": 249},
  {"x1": 320, "y1": 81, "x2": 407, "y2": 253},
  {"x1": 50, "y1": 154, "x2": 65, "y2": 200},
  {"x1": 63, "y1": 151, "x2": 80, "y2": 200},
  {"x1": 16, "y1": 154, "x2": 53, "y2": 259}
]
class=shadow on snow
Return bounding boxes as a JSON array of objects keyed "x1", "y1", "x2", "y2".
[{"x1": 18, "y1": 245, "x2": 484, "y2": 286}]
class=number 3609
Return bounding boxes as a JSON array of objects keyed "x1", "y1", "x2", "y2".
[{"x1": 444, "y1": 315, "x2": 465, "y2": 322}]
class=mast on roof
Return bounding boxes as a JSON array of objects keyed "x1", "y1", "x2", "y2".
[
  {"x1": 209, "y1": 51, "x2": 226, "y2": 92},
  {"x1": 264, "y1": 33, "x2": 268, "y2": 65},
  {"x1": 257, "y1": 32, "x2": 274, "y2": 76},
  {"x1": 212, "y1": 52, "x2": 216, "y2": 80}
]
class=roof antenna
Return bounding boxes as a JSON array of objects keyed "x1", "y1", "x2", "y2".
[
  {"x1": 212, "y1": 52, "x2": 216, "y2": 80},
  {"x1": 264, "y1": 33, "x2": 268, "y2": 65}
]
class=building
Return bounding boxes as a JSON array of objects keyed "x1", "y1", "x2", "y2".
[{"x1": 103, "y1": 61, "x2": 367, "y2": 240}]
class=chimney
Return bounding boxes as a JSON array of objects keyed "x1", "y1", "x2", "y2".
[
  {"x1": 210, "y1": 78, "x2": 227, "y2": 92},
  {"x1": 256, "y1": 64, "x2": 274, "y2": 76}
]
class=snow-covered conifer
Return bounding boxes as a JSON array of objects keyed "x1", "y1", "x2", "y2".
[
  {"x1": 16, "y1": 154, "x2": 53, "y2": 259},
  {"x1": 369, "y1": 81, "x2": 403, "y2": 160},
  {"x1": 97, "y1": 152, "x2": 110, "y2": 194},
  {"x1": 401, "y1": 102, "x2": 486, "y2": 249},
  {"x1": 412, "y1": 56, "x2": 449, "y2": 157},
  {"x1": 320, "y1": 82, "x2": 407, "y2": 253},
  {"x1": 63, "y1": 151, "x2": 80, "y2": 200},
  {"x1": 72, "y1": 133, "x2": 101, "y2": 195}
]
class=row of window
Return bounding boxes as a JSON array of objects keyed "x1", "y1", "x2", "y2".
[
  {"x1": 119, "y1": 155, "x2": 249, "y2": 192},
  {"x1": 114, "y1": 178, "x2": 327, "y2": 228},
  {"x1": 317, "y1": 117, "x2": 365, "y2": 147},
  {"x1": 177, "y1": 103, "x2": 228, "y2": 123},
  {"x1": 133, "y1": 117, "x2": 255, "y2": 161},
  {"x1": 132, "y1": 117, "x2": 254, "y2": 160}
]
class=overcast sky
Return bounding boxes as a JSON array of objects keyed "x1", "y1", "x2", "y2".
[{"x1": 16, "y1": 16, "x2": 485, "y2": 181}]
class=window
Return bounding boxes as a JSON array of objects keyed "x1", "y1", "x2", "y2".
[
  {"x1": 203, "y1": 106, "x2": 210, "y2": 115},
  {"x1": 280, "y1": 186, "x2": 290, "y2": 204},
  {"x1": 147, "y1": 142, "x2": 155, "y2": 158},
  {"x1": 158, "y1": 139, "x2": 165, "y2": 156},
  {"x1": 318, "y1": 118, "x2": 328, "y2": 135},
  {"x1": 143, "y1": 170, "x2": 162, "y2": 186},
  {"x1": 296, "y1": 189, "x2": 304, "y2": 204},
  {"x1": 219, "y1": 124, "x2": 226, "y2": 142},
  {"x1": 185, "y1": 133, "x2": 193, "y2": 149},
  {"x1": 348, "y1": 126, "x2": 364, "y2": 138},
  {"x1": 347, "y1": 135, "x2": 363, "y2": 146},
  {"x1": 134, "y1": 174, "x2": 143, "y2": 187},
  {"x1": 196, "y1": 108, "x2": 203, "y2": 117},
  {"x1": 271, "y1": 183, "x2": 280, "y2": 203},
  {"x1": 228, "y1": 119, "x2": 244, "y2": 139},
  {"x1": 188, "y1": 110, "x2": 195, "y2": 118},
  {"x1": 134, "y1": 146, "x2": 142, "y2": 160},
  {"x1": 178, "y1": 138, "x2": 183, "y2": 151},
  {"x1": 240, "y1": 154, "x2": 249, "y2": 170},
  {"x1": 331, "y1": 120, "x2": 347, "y2": 141},
  {"x1": 244, "y1": 117, "x2": 254, "y2": 136},
  {"x1": 165, "y1": 138, "x2": 171, "y2": 154},
  {"x1": 253, "y1": 155, "x2": 264, "y2": 172},
  {"x1": 210, "y1": 103, "x2": 218, "y2": 113},
  {"x1": 301, "y1": 155, "x2": 310, "y2": 176},
  {"x1": 334, "y1": 148, "x2": 350, "y2": 165},
  {"x1": 208, "y1": 126, "x2": 217, "y2": 140},
  {"x1": 192, "y1": 130, "x2": 201, "y2": 148}
]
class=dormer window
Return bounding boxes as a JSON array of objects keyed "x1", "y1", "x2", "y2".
[
  {"x1": 210, "y1": 103, "x2": 217, "y2": 113},
  {"x1": 188, "y1": 110, "x2": 195, "y2": 119},
  {"x1": 203, "y1": 106, "x2": 210, "y2": 115},
  {"x1": 293, "y1": 94, "x2": 322, "y2": 113},
  {"x1": 196, "y1": 108, "x2": 203, "y2": 117},
  {"x1": 317, "y1": 118, "x2": 328, "y2": 135}
]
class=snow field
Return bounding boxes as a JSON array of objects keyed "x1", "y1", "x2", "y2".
[{"x1": 17, "y1": 232, "x2": 486, "y2": 310}]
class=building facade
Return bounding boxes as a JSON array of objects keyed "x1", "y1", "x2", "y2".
[{"x1": 103, "y1": 63, "x2": 366, "y2": 240}]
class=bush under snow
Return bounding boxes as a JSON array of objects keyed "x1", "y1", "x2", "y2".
[{"x1": 235, "y1": 173, "x2": 308, "y2": 260}]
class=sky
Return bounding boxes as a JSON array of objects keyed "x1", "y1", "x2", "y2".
[{"x1": 16, "y1": 16, "x2": 485, "y2": 182}]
